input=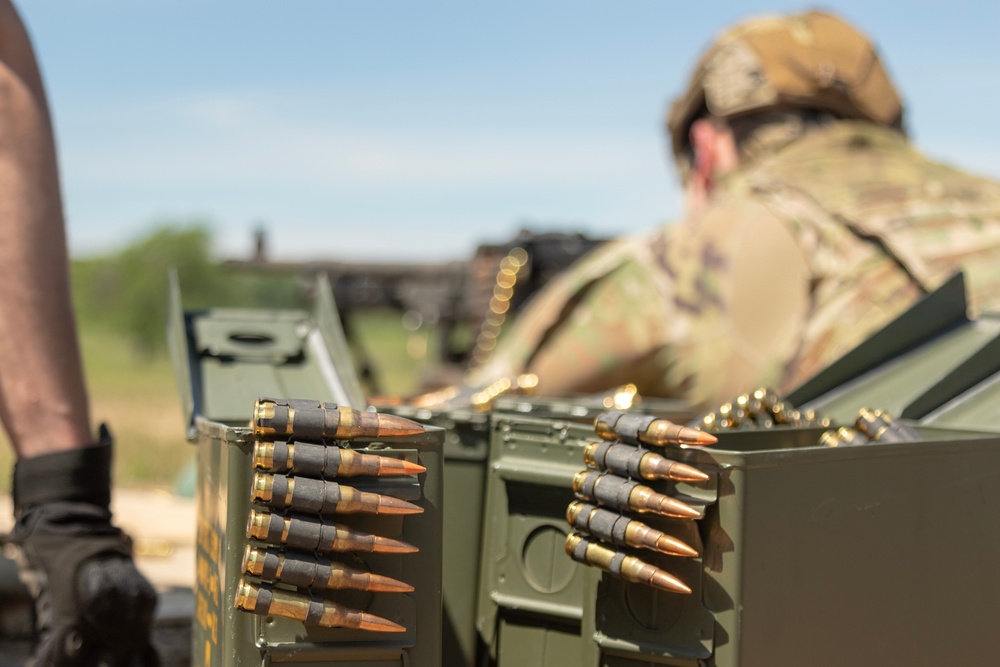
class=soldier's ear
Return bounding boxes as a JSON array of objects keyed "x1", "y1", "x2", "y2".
[{"x1": 689, "y1": 119, "x2": 718, "y2": 189}]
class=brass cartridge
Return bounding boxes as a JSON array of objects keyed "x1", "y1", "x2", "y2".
[
  {"x1": 769, "y1": 400, "x2": 791, "y2": 424},
  {"x1": 242, "y1": 545, "x2": 413, "y2": 593},
  {"x1": 819, "y1": 426, "x2": 870, "y2": 448},
  {"x1": 251, "y1": 473, "x2": 423, "y2": 516},
  {"x1": 572, "y1": 471, "x2": 700, "y2": 519},
  {"x1": 564, "y1": 534, "x2": 691, "y2": 594},
  {"x1": 235, "y1": 579, "x2": 405, "y2": 632},
  {"x1": 855, "y1": 408, "x2": 923, "y2": 443},
  {"x1": 800, "y1": 409, "x2": 832, "y2": 428},
  {"x1": 700, "y1": 412, "x2": 719, "y2": 432},
  {"x1": 594, "y1": 411, "x2": 717, "y2": 447},
  {"x1": 253, "y1": 397, "x2": 425, "y2": 441},
  {"x1": 583, "y1": 441, "x2": 709, "y2": 483},
  {"x1": 717, "y1": 402, "x2": 750, "y2": 429},
  {"x1": 566, "y1": 501, "x2": 698, "y2": 557},
  {"x1": 751, "y1": 387, "x2": 781, "y2": 411},
  {"x1": 736, "y1": 393, "x2": 769, "y2": 425},
  {"x1": 246, "y1": 509, "x2": 417, "y2": 554},
  {"x1": 253, "y1": 440, "x2": 426, "y2": 478}
]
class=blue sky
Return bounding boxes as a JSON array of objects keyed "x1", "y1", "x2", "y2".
[{"x1": 17, "y1": 1, "x2": 1000, "y2": 261}]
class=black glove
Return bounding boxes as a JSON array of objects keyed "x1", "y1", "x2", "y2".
[{"x1": 10, "y1": 429, "x2": 159, "y2": 666}]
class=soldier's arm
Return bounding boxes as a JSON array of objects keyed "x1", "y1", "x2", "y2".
[
  {"x1": 468, "y1": 198, "x2": 813, "y2": 406},
  {"x1": 471, "y1": 230, "x2": 679, "y2": 397},
  {"x1": 0, "y1": 0, "x2": 92, "y2": 457},
  {"x1": 1, "y1": 3, "x2": 158, "y2": 663}
]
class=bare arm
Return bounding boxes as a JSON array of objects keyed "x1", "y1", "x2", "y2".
[{"x1": 0, "y1": 0, "x2": 91, "y2": 456}]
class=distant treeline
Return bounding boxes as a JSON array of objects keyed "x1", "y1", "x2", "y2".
[{"x1": 71, "y1": 223, "x2": 306, "y2": 355}]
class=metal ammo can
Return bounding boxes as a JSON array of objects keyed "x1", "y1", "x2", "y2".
[
  {"x1": 382, "y1": 392, "x2": 694, "y2": 667},
  {"x1": 168, "y1": 275, "x2": 442, "y2": 667},
  {"x1": 477, "y1": 276, "x2": 1000, "y2": 667}
]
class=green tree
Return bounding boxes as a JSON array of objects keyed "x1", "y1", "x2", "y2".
[{"x1": 73, "y1": 222, "x2": 304, "y2": 356}]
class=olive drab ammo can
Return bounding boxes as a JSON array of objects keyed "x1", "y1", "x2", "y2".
[
  {"x1": 169, "y1": 270, "x2": 1000, "y2": 667},
  {"x1": 168, "y1": 274, "x2": 442, "y2": 666},
  {"x1": 472, "y1": 274, "x2": 1000, "y2": 666},
  {"x1": 382, "y1": 394, "x2": 695, "y2": 667}
]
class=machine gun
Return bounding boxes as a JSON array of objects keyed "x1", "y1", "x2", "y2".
[{"x1": 225, "y1": 228, "x2": 608, "y2": 391}]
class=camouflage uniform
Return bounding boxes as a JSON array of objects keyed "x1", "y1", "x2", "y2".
[
  {"x1": 458, "y1": 11, "x2": 1000, "y2": 409},
  {"x1": 473, "y1": 120, "x2": 1000, "y2": 407}
]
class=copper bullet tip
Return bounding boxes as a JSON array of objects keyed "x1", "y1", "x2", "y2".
[
  {"x1": 649, "y1": 570, "x2": 692, "y2": 595},
  {"x1": 359, "y1": 613, "x2": 408, "y2": 633},
  {"x1": 368, "y1": 574, "x2": 415, "y2": 594},
  {"x1": 372, "y1": 536, "x2": 420, "y2": 554},
  {"x1": 655, "y1": 495, "x2": 701, "y2": 519},
  {"x1": 642, "y1": 419, "x2": 718, "y2": 447},
  {"x1": 680, "y1": 427, "x2": 718, "y2": 446},
  {"x1": 669, "y1": 461, "x2": 711, "y2": 483},
  {"x1": 656, "y1": 534, "x2": 699, "y2": 558},
  {"x1": 375, "y1": 413, "x2": 426, "y2": 437},
  {"x1": 390, "y1": 459, "x2": 427, "y2": 475},
  {"x1": 376, "y1": 495, "x2": 424, "y2": 515}
]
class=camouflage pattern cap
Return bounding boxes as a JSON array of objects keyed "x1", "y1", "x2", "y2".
[{"x1": 666, "y1": 11, "x2": 904, "y2": 161}]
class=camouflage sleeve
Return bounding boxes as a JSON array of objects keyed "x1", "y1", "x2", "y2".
[
  {"x1": 469, "y1": 230, "x2": 680, "y2": 396},
  {"x1": 475, "y1": 197, "x2": 814, "y2": 406}
]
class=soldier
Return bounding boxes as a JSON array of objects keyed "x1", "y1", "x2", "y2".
[
  {"x1": 459, "y1": 10, "x2": 1000, "y2": 408},
  {"x1": 0, "y1": 2, "x2": 158, "y2": 664}
]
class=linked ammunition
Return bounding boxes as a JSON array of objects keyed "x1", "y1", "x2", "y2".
[
  {"x1": 855, "y1": 408, "x2": 923, "y2": 443},
  {"x1": 253, "y1": 398, "x2": 425, "y2": 441},
  {"x1": 801, "y1": 409, "x2": 832, "y2": 428},
  {"x1": 700, "y1": 412, "x2": 719, "y2": 432},
  {"x1": 471, "y1": 377, "x2": 512, "y2": 411},
  {"x1": 602, "y1": 383, "x2": 640, "y2": 410},
  {"x1": 253, "y1": 440, "x2": 426, "y2": 478},
  {"x1": 594, "y1": 411, "x2": 717, "y2": 447},
  {"x1": 566, "y1": 501, "x2": 698, "y2": 557},
  {"x1": 752, "y1": 387, "x2": 780, "y2": 411},
  {"x1": 242, "y1": 545, "x2": 413, "y2": 593},
  {"x1": 583, "y1": 441, "x2": 709, "y2": 483},
  {"x1": 769, "y1": 401, "x2": 791, "y2": 424},
  {"x1": 235, "y1": 579, "x2": 405, "y2": 632},
  {"x1": 789, "y1": 409, "x2": 805, "y2": 427},
  {"x1": 818, "y1": 426, "x2": 870, "y2": 448},
  {"x1": 696, "y1": 389, "x2": 828, "y2": 430},
  {"x1": 736, "y1": 393, "x2": 768, "y2": 423},
  {"x1": 717, "y1": 402, "x2": 750, "y2": 429},
  {"x1": 564, "y1": 534, "x2": 691, "y2": 594},
  {"x1": 572, "y1": 471, "x2": 701, "y2": 519},
  {"x1": 246, "y1": 509, "x2": 417, "y2": 554},
  {"x1": 251, "y1": 473, "x2": 423, "y2": 516}
]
